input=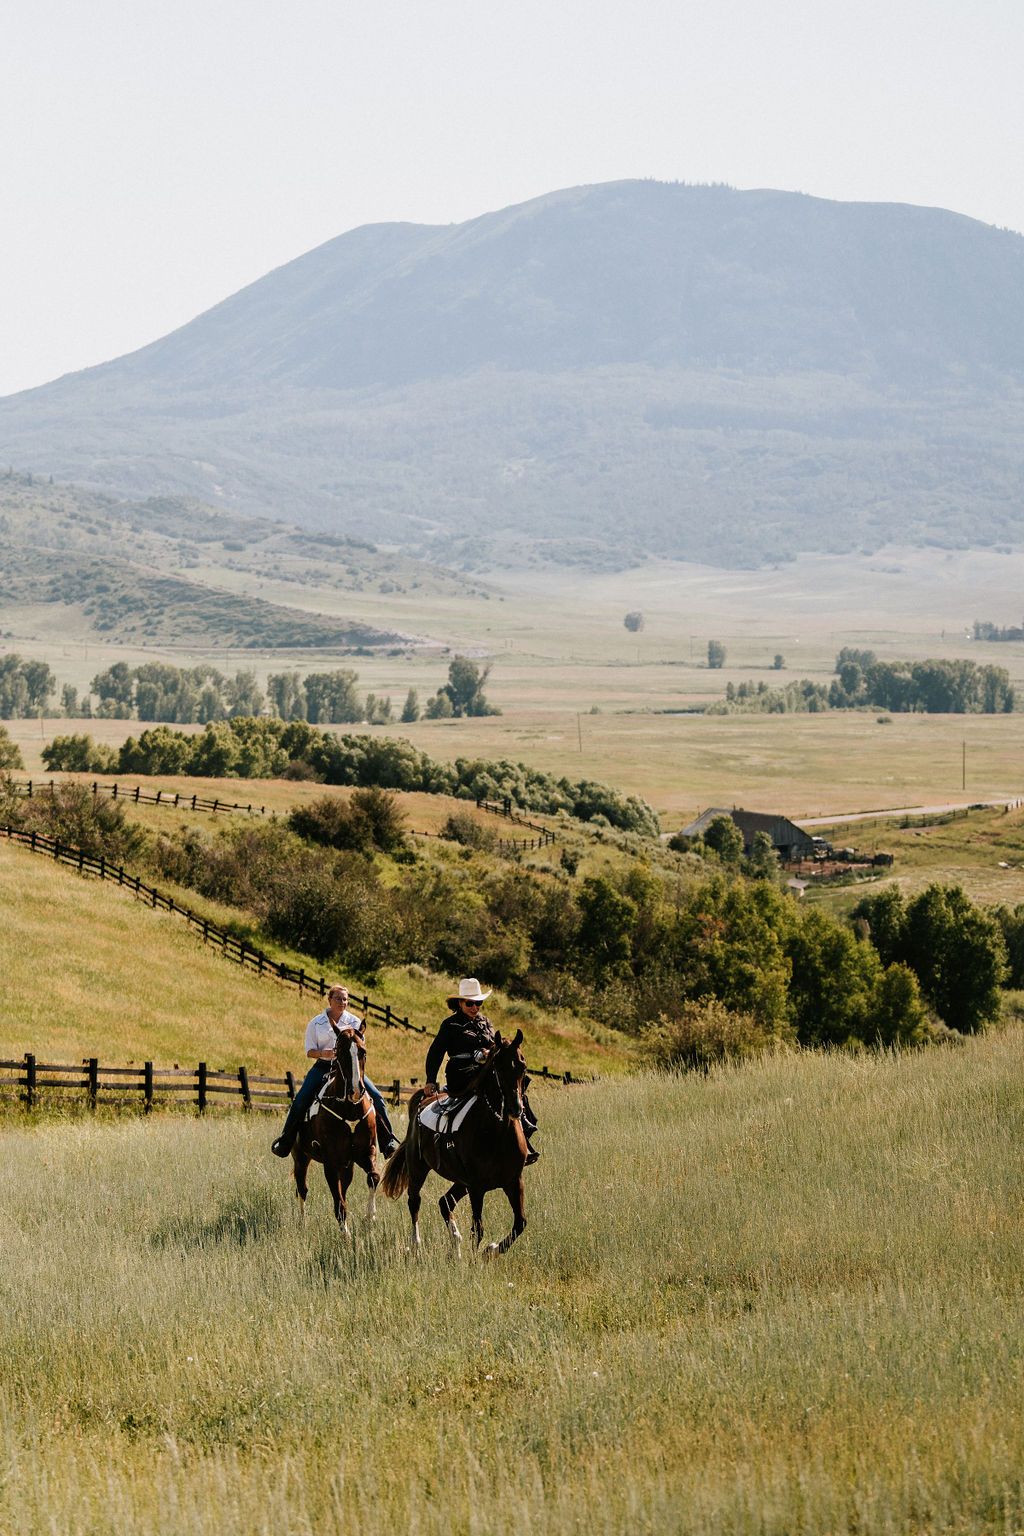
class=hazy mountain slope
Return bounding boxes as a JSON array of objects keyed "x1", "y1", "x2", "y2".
[
  {"x1": 2, "y1": 180, "x2": 1023, "y2": 566},
  {"x1": 0, "y1": 476, "x2": 409, "y2": 647}
]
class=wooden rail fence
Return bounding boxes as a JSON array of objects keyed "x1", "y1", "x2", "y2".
[
  {"x1": 14, "y1": 779, "x2": 556, "y2": 855},
  {"x1": 0, "y1": 1054, "x2": 583, "y2": 1115},
  {"x1": 0, "y1": 823, "x2": 425, "y2": 1033},
  {"x1": 12, "y1": 778, "x2": 269, "y2": 817},
  {"x1": 475, "y1": 796, "x2": 557, "y2": 844}
]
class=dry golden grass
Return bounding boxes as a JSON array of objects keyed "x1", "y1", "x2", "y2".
[{"x1": 3, "y1": 1032, "x2": 1024, "y2": 1533}]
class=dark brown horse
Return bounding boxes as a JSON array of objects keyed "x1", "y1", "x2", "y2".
[
  {"x1": 381, "y1": 1030, "x2": 528, "y2": 1257},
  {"x1": 292, "y1": 1024, "x2": 381, "y2": 1234}
]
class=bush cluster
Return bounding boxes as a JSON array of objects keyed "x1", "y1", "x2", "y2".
[
  {"x1": 0, "y1": 782, "x2": 146, "y2": 864},
  {"x1": 44, "y1": 721, "x2": 660, "y2": 836},
  {"x1": 144, "y1": 816, "x2": 975, "y2": 1049}
]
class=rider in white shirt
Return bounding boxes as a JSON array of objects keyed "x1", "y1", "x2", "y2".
[{"x1": 272, "y1": 984, "x2": 399, "y2": 1157}]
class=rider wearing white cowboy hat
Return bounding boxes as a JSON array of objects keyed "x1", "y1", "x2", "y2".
[{"x1": 424, "y1": 978, "x2": 539, "y2": 1163}]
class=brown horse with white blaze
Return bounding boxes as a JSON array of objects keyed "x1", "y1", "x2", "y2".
[
  {"x1": 291, "y1": 1023, "x2": 381, "y2": 1234},
  {"x1": 381, "y1": 1029, "x2": 529, "y2": 1257}
]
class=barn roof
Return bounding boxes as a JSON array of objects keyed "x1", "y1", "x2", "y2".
[{"x1": 676, "y1": 807, "x2": 815, "y2": 847}]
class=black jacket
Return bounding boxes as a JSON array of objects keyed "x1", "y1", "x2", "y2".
[{"x1": 425, "y1": 1011, "x2": 496, "y2": 1094}]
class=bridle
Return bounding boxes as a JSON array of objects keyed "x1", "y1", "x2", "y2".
[
  {"x1": 319, "y1": 1031, "x2": 371, "y2": 1126},
  {"x1": 476, "y1": 1042, "x2": 525, "y2": 1126}
]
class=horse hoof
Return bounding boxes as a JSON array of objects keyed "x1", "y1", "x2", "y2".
[{"x1": 482, "y1": 1243, "x2": 500, "y2": 1261}]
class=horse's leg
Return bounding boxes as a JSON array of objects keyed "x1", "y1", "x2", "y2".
[
  {"x1": 407, "y1": 1155, "x2": 429, "y2": 1250},
  {"x1": 483, "y1": 1175, "x2": 527, "y2": 1259},
  {"x1": 340, "y1": 1163, "x2": 355, "y2": 1233},
  {"x1": 439, "y1": 1182, "x2": 467, "y2": 1249},
  {"x1": 292, "y1": 1145, "x2": 310, "y2": 1217},
  {"x1": 321, "y1": 1157, "x2": 350, "y2": 1236},
  {"x1": 468, "y1": 1186, "x2": 485, "y2": 1249}
]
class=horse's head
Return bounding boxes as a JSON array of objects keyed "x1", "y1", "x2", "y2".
[
  {"x1": 486, "y1": 1029, "x2": 527, "y2": 1120},
  {"x1": 329, "y1": 1023, "x2": 367, "y2": 1103}
]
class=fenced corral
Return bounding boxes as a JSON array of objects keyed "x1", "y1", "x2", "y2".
[
  {"x1": 0, "y1": 1053, "x2": 584, "y2": 1116},
  {"x1": 0, "y1": 822, "x2": 424, "y2": 1033},
  {"x1": 11, "y1": 778, "x2": 269, "y2": 818}
]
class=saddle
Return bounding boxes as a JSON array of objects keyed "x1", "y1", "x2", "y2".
[
  {"x1": 308, "y1": 1078, "x2": 366, "y2": 1124},
  {"x1": 418, "y1": 1093, "x2": 477, "y2": 1142}
]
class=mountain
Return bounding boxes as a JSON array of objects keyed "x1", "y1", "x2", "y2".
[{"x1": 2, "y1": 180, "x2": 1024, "y2": 567}]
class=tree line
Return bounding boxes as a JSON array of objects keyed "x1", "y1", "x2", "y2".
[
  {"x1": 40, "y1": 719, "x2": 661, "y2": 835},
  {"x1": 709, "y1": 649, "x2": 1015, "y2": 716},
  {"x1": 0, "y1": 653, "x2": 499, "y2": 726}
]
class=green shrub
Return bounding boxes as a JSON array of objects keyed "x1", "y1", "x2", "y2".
[
  {"x1": 643, "y1": 999, "x2": 786, "y2": 1072},
  {"x1": 18, "y1": 784, "x2": 146, "y2": 864},
  {"x1": 441, "y1": 811, "x2": 497, "y2": 850},
  {"x1": 41, "y1": 733, "x2": 116, "y2": 773}
]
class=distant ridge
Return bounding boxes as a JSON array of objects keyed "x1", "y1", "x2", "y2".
[{"x1": 2, "y1": 180, "x2": 1023, "y2": 567}]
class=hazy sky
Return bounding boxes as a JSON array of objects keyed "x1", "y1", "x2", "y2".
[{"x1": 3, "y1": 0, "x2": 1022, "y2": 398}]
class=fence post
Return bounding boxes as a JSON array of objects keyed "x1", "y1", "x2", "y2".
[
  {"x1": 213, "y1": 799, "x2": 220, "y2": 813},
  {"x1": 30, "y1": 830, "x2": 37, "y2": 852},
  {"x1": 87, "y1": 1058, "x2": 98, "y2": 1110},
  {"x1": 144, "y1": 1061, "x2": 154, "y2": 1113},
  {"x1": 92, "y1": 781, "x2": 98, "y2": 798},
  {"x1": 134, "y1": 786, "x2": 140, "y2": 803},
  {"x1": 53, "y1": 838, "x2": 61, "y2": 863},
  {"x1": 385, "y1": 1004, "x2": 393, "y2": 1029},
  {"x1": 26, "y1": 780, "x2": 32, "y2": 798},
  {"x1": 239, "y1": 1066, "x2": 251, "y2": 1110},
  {"x1": 25, "y1": 1052, "x2": 35, "y2": 1109},
  {"x1": 99, "y1": 855, "x2": 105, "y2": 881},
  {"x1": 391, "y1": 1078, "x2": 400, "y2": 1106},
  {"x1": 298, "y1": 969, "x2": 305, "y2": 994},
  {"x1": 191, "y1": 794, "x2": 197, "y2": 810},
  {"x1": 286, "y1": 1070, "x2": 296, "y2": 1101},
  {"x1": 197, "y1": 1062, "x2": 208, "y2": 1114},
  {"x1": 112, "y1": 782, "x2": 118, "y2": 799}
]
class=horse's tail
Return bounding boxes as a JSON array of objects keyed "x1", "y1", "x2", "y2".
[
  {"x1": 381, "y1": 1088, "x2": 426, "y2": 1200},
  {"x1": 381, "y1": 1139, "x2": 409, "y2": 1198}
]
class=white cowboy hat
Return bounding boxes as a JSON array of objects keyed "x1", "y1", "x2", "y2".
[{"x1": 447, "y1": 977, "x2": 491, "y2": 1004}]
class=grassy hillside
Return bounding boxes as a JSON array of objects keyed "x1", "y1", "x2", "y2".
[
  {"x1": 0, "y1": 837, "x2": 624, "y2": 1082},
  {"x1": 3, "y1": 1034, "x2": 1024, "y2": 1533},
  {"x1": 0, "y1": 474, "x2": 459, "y2": 649}
]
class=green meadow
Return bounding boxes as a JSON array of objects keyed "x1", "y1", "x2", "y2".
[{"x1": 3, "y1": 1034, "x2": 1024, "y2": 1534}]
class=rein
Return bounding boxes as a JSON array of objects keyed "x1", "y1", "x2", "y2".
[
  {"x1": 474, "y1": 1053, "x2": 523, "y2": 1125},
  {"x1": 318, "y1": 1092, "x2": 372, "y2": 1126}
]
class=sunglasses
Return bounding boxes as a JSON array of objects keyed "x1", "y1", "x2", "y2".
[{"x1": 461, "y1": 999, "x2": 483, "y2": 1008}]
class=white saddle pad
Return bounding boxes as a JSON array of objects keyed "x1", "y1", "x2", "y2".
[{"x1": 419, "y1": 1095, "x2": 477, "y2": 1137}]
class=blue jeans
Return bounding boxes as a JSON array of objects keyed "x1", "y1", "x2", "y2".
[{"x1": 280, "y1": 1061, "x2": 396, "y2": 1147}]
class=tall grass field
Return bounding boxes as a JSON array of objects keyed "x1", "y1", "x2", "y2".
[{"x1": 3, "y1": 1033, "x2": 1024, "y2": 1534}]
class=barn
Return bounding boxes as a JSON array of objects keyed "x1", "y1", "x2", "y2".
[{"x1": 675, "y1": 807, "x2": 816, "y2": 862}]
